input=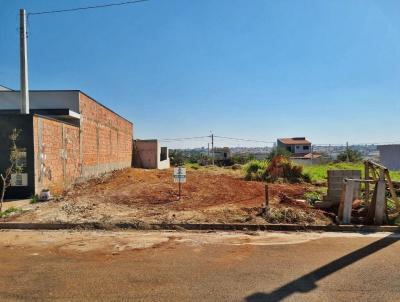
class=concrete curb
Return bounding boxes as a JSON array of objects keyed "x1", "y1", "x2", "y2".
[{"x1": 0, "y1": 222, "x2": 399, "y2": 233}]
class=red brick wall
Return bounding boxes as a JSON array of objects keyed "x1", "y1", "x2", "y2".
[
  {"x1": 79, "y1": 92, "x2": 133, "y2": 177},
  {"x1": 32, "y1": 93, "x2": 133, "y2": 195},
  {"x1": 33, "y1": 116, "x2": 80, "y2": 195}
]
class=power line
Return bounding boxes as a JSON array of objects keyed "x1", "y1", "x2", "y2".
[
  {"x1": 313, "y1": 141, "x2": 400, "y2": 147},
  {"x1": 159, "y1": 136, "x2": 210, "y2": 142},
  {"x1": 213, "y1": 135, "x2": 275, "y2": 144},
  {"x1": 28, "y1": 0, "x2": 149, "y2": 16}
]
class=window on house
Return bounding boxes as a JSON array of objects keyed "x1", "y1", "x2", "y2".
[
  {"x1": 286, "y1": 146, "x2": 291, "y2": 152},
  {"x1": 303, "y1": 145, "x2": 310, "y2": 150},
  {"x1": 160, "y1": 147, "x2": 168, "y2": 161},
  {"x1": 296, "y1": 146, "x2": 300, "y2": 149}
]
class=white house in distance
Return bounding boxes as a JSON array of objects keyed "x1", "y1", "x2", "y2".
[
  {"x1": 277, "y1": 137, "x2": 324, "y2": 165},
  {"x1": 277, "y1": 137, "x2": 311, "y2": 154},
  {"x1": 377, "y1": 145, "x2": 400, "y2": 170},
  {"x1": 214, "y1": 147, "x2": 231, "y2": 161}
]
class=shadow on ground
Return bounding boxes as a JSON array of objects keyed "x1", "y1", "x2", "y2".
[{"x1": 246, "y1": 234, "x2": 399, "y2": 302}]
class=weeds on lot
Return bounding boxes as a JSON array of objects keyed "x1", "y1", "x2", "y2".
[
  {"x1": 30, "y1": 195, "x2": 39, "y2": 204},
  {"x1": 185, "y1": 163, "x2": 200, "y2": 170},
  {"x1": 243, "y1": 157, "x2": 310, "y2": 183},
  {"x1": 265, "y1": 207, "x2": 321, "y2": 224},
  {"x1": 243, "y1": 160, "x2": 269, "y2": 181},
  {"x1": 303, "y1": 162, "x2": 400, "y2": 184},
  {"x1": 0, "y1": 207, "x2": 21, "y2": 218},
  {"x1": 304, "y1": 191, "x2": 322, "y2": 205}
]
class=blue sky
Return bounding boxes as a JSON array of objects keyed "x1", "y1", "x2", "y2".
[{"x1": 1, "y1": 0, "x2": 400, "y2": 148}]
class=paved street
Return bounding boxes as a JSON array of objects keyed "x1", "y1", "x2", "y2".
[{"x1": 0, "y1": 230, "x2": 399, "y2": 301}]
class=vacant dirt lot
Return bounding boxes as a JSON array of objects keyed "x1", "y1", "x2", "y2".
[{"x1": 9, "y1": 168, "x2": 330, "y2": 225}]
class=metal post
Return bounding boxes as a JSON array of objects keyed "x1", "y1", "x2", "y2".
[
  {"x1": 20, "y1": 9, "x2": 30, "y2": 114},
  {"x1": 178, "y1": 180, "x2": 181, "y2": 201}
]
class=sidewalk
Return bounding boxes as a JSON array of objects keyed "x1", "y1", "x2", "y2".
[{"x1": 2, "y1": 199, "x2": 31, "y2": 211}]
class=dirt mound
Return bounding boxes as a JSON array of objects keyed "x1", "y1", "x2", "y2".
[{"x1": 12, "y1": 168, "x2": 330, "y2": 225}]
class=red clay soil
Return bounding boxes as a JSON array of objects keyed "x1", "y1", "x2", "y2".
[
  {"x1": 11, "y1": 168, "x2": 329, "y2": 225},
  {"x1": 67, "y1": 168, "x2": 312, "y2": 210}
]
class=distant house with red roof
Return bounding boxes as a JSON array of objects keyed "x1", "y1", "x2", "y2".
[
  {"x1": 277, "y1": 137, "x2": 323, "y2": 165},
  {"x1": 277, "y1": 137, "x2": 311, "y2": 154}
]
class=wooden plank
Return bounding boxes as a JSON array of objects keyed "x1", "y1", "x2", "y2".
[
  {"x1": 385, "y1": 170, "x2": 400, "y2": 209},
  {"x1": 365, "y1": 162, "x2": 370, "y2": 204},
  {"x1": 370, "y1": 167, "x2": 378, "y2": 180},
  {"x1": 265, "y1": 184, "x2": 269, "y2": 207}
]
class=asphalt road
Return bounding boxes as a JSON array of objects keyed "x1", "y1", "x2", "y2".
[{"x1": 0, "y1": 230, "x2": 399, "y2": 301}]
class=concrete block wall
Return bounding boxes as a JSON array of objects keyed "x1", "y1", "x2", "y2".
[
  {"x1": 325, "y1": 170, "x2": 361, "y2": 205},
  {"x1": 133, "y1": 140, "x2": 170, "y2": 169}
]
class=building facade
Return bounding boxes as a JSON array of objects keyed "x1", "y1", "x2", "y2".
[
  {"x1": 277, "y1": 137, "x2": 311, "y2": 154},
  {"x1": 133, "y1": 139, "x2": 170, "y2": 169},
  {"x1": 378, "y1": 145, "x2": 400, "y2": 170},
  {"x1": 0, "y1": 90, "x2": 133, "y2": 198}
]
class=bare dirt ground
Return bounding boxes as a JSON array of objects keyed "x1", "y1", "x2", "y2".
[{"x1": 8, "y1": 168, "x2": 330, "y2": 225}]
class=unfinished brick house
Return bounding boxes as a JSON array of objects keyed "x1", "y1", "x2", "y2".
[{"x1": 0, "y1": 89, "x2": 133, "y2": 198}]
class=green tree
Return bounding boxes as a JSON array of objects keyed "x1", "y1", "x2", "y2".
[
  {"x1": 169, "y1": 150, "x2": 185, "y2": 166},
  {"x1": 336, "y1": 148, "x2": 362, "y2": 163},
  {"x1": 1, "y1": 129, "x2": 23, "y2": 212},
  {"x1": 267, "y1": 147, "x2": 292, "y2": 161}
]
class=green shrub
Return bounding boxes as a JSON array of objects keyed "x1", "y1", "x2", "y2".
[
  {"x1": 243, "y1": 157, "x2": 311, "y2": 183},
  {"x1": 185, "y1": 163, "x2": 200, "y2": 170},
  {"x1": 0, "y1": 207, "x2": 21, "y2": 218},
  {"x1": 304, "y1": 191, "x2": 322, "y2": 205},
  {"x1": 30, "y1": 195, "x2": 39, "y2": 204},
  {"x1": 243, "y1": 160, "x2": 269, "y2": 181},
  {"x1": 267, "y1": 156, "x2": 310, "y2": 183},
  {"x1": 336, "y1": 148, "x2": 362, "y2": 163},
  {"x1": 267, "y1": 147, "x2": 292, "y2": 161}
]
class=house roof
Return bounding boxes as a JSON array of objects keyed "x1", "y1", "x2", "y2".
[
  {"x1": 278, "y1": 137, "x2": 311, "y2": 145},
  {"x1": 0, "y1": 89, "x2": 132, "y2": 125}
]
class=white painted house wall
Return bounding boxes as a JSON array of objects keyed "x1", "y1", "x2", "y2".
[{"x1": 293, "y1": 144, "x2": 311, "y2": 154}]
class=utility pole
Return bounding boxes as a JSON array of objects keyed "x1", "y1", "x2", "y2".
[
  {"x1": 311, "y1": 144, "x2": 314, "y2": 165},
  {"x1": 211, "y1": 133, "x2": 214, "y2": 166},
  {"x1": 346, "y1": 141, "x2": 349, "y2": 162},
  {"x1": 20, "y1": 8, "x2": 29, "y2": 114}
]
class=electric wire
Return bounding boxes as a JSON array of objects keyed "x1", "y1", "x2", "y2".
[
  {"x1": 28, "y1": 0, "x2": 149, "y2": 16},
  {"x1": 214, "y1": 135, "x2": 274, "y2": 144}
]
